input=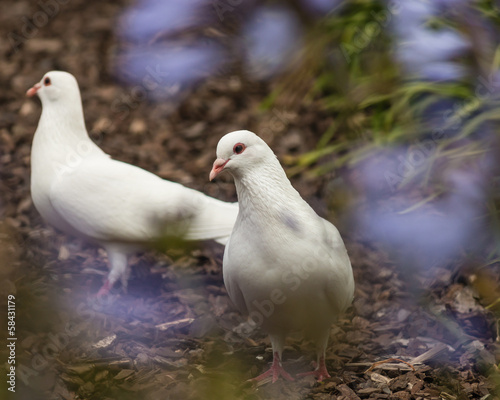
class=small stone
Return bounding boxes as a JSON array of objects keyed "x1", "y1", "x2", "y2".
[
  {"x1": 184, "y1": 121, "x2": 206, "y2": 139},
  {"x1": 136, "y1": 352, "x2": 149, "y2": 365},
  {"x1": 129, "y1": 119, "x2": 147, "y2": 135},
  {"x1": 391, "y1": 391, "x2": 411, "y2": 400},
  {"x1": 92, "y1": 117, "x2": 112, "y2": 134},
  {"x1": 58, "y1": 245, "x2": 70, "y2": 261},
  {"x1": 25, "y1": 38, "x2": 63, "y2": 54},
  {"x1": 19, "y1": 101, "x2": 36, "y2": 117}
]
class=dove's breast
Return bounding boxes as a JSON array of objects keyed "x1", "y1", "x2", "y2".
[
  {"x1": 30, "y1": 139, "x2": 72, "y2": 233},
  {"x1": 223, "y1": 213, "x2": 349, "y2": 333},
  {"x1": 30, "y1": 124, "x2": 106, "y2": 236}
]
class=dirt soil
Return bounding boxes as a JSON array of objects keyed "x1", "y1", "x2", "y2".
[{"x1": 0, "y1": 1, "x2": 499, "y2": 399}]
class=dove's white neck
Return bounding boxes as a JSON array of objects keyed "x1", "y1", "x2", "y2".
[
  {"x1": 37, "y1": 99, "x2": 89, "y2": 144},
  {"x1": 31, "y1": 96, "x2": 105, "y2": 193},
  {"x1": 233, "y1": 158, "x2": 309, "y2": 221}
]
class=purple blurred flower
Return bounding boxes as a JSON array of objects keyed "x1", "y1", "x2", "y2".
[
  {"x1": 417, "y1": 62, "x2": 467, "y2": 82},
  {"x1": 395, "y1": 29, "x2": 469, "y2": 80},
  {"x1": 390, "y1": 0, "x2": 470, "y2": 81},
  {"x1": 116, "y1": 43, "x2": 227, "y2": 99},
  {"x1": 115, "y1": 0, "x2": 229, "y2": 99},
  {"x1": 242, "y1": 6, "x2": 302, "y2": 80},
  {"x1": 118, "y1": 0, "x2": 211, "y2": 43},
  {"x1": 352, "y1": 145, "x2": 491, "y2": 275},
  {"x1": 391, "y1": 0, "x2": 434, "y2": 35},
  {"x1": 398, "y1": 29, "x2": 468, "y2": 63}
]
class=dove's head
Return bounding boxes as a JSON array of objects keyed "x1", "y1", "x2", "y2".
[
  {"x1": 26, "y1": 71, "x2": 80, "y2": 105},
  {"x1": 210, "y1": 130, "x2": 276, "y2": 181}
]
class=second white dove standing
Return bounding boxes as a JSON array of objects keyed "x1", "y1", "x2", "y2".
[
  {"x1": 210, "y1": 130, "x2": 354, "y2": 382},
  {"x1": 27, "y1": 71, "x2": 239, "y2": 296}
]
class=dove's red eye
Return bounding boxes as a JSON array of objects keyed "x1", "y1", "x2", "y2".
[
  {"x1": 233, "y1": 143, "x2": 246, "y2": 154},
  {"x1": 44, "y1": 77, "x2": 51, "y2": 86}
]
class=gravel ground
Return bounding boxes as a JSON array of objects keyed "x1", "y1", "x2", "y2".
[{"x1": 0, "y1": 1, "x2": 498, "y2": 399}]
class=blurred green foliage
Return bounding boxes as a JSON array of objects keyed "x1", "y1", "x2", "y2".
[{"x1": 269, "y1": 0, "x2": 500, "y2": 179}]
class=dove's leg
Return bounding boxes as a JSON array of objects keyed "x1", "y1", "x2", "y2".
[
  {"x1": 119, "y1": 258, "x2": 132, "y2": 289},
  {"x1": 296, "y1": 354, "x2": 330, "y2": 381},
  {"x1": 96, "y1": 249, "x2": 129, "y2": 297},
  {"x1": 297, "y1": 330, "x2": 331, "y2": 381},
  {"x1": 251, "y1": 334, "x2": 294, "y2": 383}
]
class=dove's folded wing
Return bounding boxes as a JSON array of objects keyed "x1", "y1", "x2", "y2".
[
  {"x1": 183, "y1": 194, "x2": 238, "y2": 243},
  {"x1": 49, "y1": 157, "x2": 236, "y2": 244},
  {"x1": 319, "y1": 218, "x2": 355, "y2": 315}
]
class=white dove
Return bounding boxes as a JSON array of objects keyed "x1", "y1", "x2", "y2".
[
  {"x1": 209, "y1": 130, "x2": 354, "y2": 382},
  {"x1": 27, "y1": 71, "x2": 239, "y2": 296}
]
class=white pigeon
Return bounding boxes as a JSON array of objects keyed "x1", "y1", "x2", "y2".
[
  {"x1": 27, "y1": 71, "x2": 239, "y2": 296},
  {"x1": 209, "y1": 130, "x2": 354, "y2": 382}
]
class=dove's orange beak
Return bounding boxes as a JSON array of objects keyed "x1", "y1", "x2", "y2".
[
  {"x1": 26, "y1": 83, "x2": 42, "y2": 97},
  {"x1": 210, "y1": 158, "x2": 229, "y2": 181}
]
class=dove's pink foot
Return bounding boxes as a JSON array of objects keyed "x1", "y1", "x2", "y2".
[
  {"x1": 297, "y1": 356, "x2": 331, "y2": 381},
  {"x1": 251, "y1": 352, "x2": 295, "y2": 383},
  {"x1": 95, "y1": 279, "x2": 112, "y2": 298}
]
